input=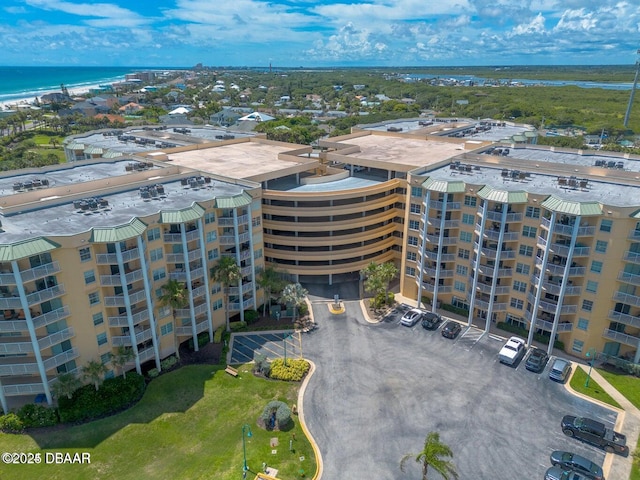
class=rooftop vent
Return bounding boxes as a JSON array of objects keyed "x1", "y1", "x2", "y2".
[{"x1": 72, "y1": 197, "x2": 109, "y2": 212}]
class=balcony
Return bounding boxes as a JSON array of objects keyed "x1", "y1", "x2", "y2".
[
  {"x1": 175, "y1": 301, "x2": 209, "y2": 318},
  {"x1": 537, "y1": 298, "x2": 577, "y2": 315},
  {"x1": 43, "y1": 348, "x2": 79, "y2": 371},
  {"x1": 112, "y1": 327, "x2": 153, "y2": 347},
  {"x1": 473, "y1": 298, "x2": 507, "y2": 311},
  {"x1": 428, "y1": 200, "x2": 461, "y2": 210},
  {"x1": 220, "y1": 232, "x2": 251, "y2": 245},
  {"x1": 0, "y1": 295, "x2": 23, "y2": 309},
  {"x1": 422, "y1": 251, "x2": 456, "y2": 262},
  {"x1": 485, "y1": 211, "x2": 522, "y2": 222},
  {"x1": 425, "y1": 234, "x2": 458, "y2": 246},
  {"x1": 0, "y1": 340, "x2": 33, "y2": 355},
  {"x1": 613, "y1": 291, "x2": 640, "y2": 308},
  {"x1": 240, "y1": 265, "x2": 253, "y2": 277},
  {"x1": 423, "y1": 267, "x2": 454, "y2": 278},
  {"x1": 624, "y1": 251, "x2": 640, "y2": 265},
  {"x1": 20, "y1": 262, "x2": 61, "y2": 282},
  {"x1": 0, "y1": 272, "x2": 15, "y2": 286},
  {"x1": 480, "y1": 248, "x2": 516, "y2": 260},
  {"x1": 164, "y1": 229, "x2": 200, "y2": 243},
  {"x1": 229, "y1": 282, "x2": 254, "y2": 296},
  {"x1": 534, "y1": 318, "x2": 573, "y2": 333},
  {"x1": 38, "y1": 327, "x2": 75, "y2": 350},
  {"x1": 169, "y1": 270, "x2": 187, "y2": 281},
  {"x1": 104, "y1": 289, "x2": 146, "y2": 307},
  {"x1": 618, "y1": 271, "x2": 640, "y2": 287},
  {"x1": 96, "y1": 248, "x2": 140, "y2": 264},
  {"x1": 3, "y1": 382, "x2": 45, "y2": 396},
  {"x1": 229, "y1": 298, "x2": 254, "y2": 311},
  {"x1": 100, "y1": 269, "x2": 144, "y2": 286},
  {"x1": 32, "y1": 306, "x2": 71, "y2": 330},
  {"x1": 165, "y1": 249, "x2": 203, "y2": 264},
  {"x1": 627, "y1": 230, "x2": 640, "y2": 241},
  {"x1": 608, "y1": 310, "x2": 640, "y2": 329},
  {"x1": 137, "y1": 347, "x2": 156, "y2": 364},
  {"x1": 108, "y1": 309, "x2": 150, "y2": 328},
  {"x1": 544, "y1": 263, "x2": 586, "y2": 277},
  {"x1": 0, "y1": 319, "x2": 28, "y2": 333},
  {"x1": 222, "y1": 249, "x2": 252, "y2": 261},
  {"x1": 421, "y1": 283, "x2": 453, "y2": 294},
  {"x1": 475, "y1": 283, "x2": 510, "y2": 295},
  {"x1": 550, "y1": 243, "x2": 590, "y2": 258},
  {"x1": 26, "y1": 284, "x2": 65, "y2": 305},
  {"x1": 475, "y1": 264, "x2": 513, "y2": 278},
  {"x1": 192, "y1": 285, "x2": 207, "y2": 298},
  {"x1": 602, "y1": 329, "x2": 640, "y2": 347},
  {"x1": 218, "y1": 214, "x2": 249, "y2": 226}
]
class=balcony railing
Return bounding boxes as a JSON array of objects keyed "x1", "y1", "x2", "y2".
[
  {"x1": 43, "y1": 348, "x2": 79, "y2": 371},
  {"x1": 192, "y1": 285, "x2": 207, "y2": 298},
  {"x1": 218, "y1": 214, "x2": 249, "y2": 226},
  {"x1": 220, "y1": 232, "x2": 251, "y2": 245},
  {"x1": 613, "y1": 291, "x2": 640, "y2": 308},
  {"x1": 608, "y1": 310, "x2": 640, "y2": 329},
  {"x1": 544, "y1": 263, "x2": 586, "y2": 276},
  {"x1": 100, "y1": 269, "x2": 144, "y2": 286},
  {"x1": 3, "y1": 382, "x2": 45, "y2": 396},
  {"x1": 175, "y1": 301, "x2": 209, "y2": 318},
  {"x1": 222, "y1": 250, "x2": 252, "y2": 261},
  {"x1": 602, "y1": 328, "x2": 640, "y2": 347},
  {"x1": 534, "y1": 318, "x2": 573, "y2": 333},
  {"x1": 32, "y1": 306, "x2": 71, "y2": 329},
  {"x1": 38, "y1": 327, "x2": 75, "y2": 350},
  {"x1": 26, "y1": 284, "x2": 65, "y2": 305},
  {"x1": 112, "y1": 328, "x2": 153, "y2": 347},
  {"x1": 425, "y1": 234, "x2": 458, "y2": 246},
  {"x1": 163, "y1": 229, "x2": 200, "y2": 244},
  {"x1": 0, "y1": 319, "x2": 28, "y2": 333},
  {"x1": 104, "y1": 289, "x2": 146, "y2": 307},
  {"x1": 0, "y1": 272, "x2": 15, "y2": 286},
  {"x1": 421, "y1": 283, "x2": 453, "y2": 294},
  {"x1": 485, "y1": 211, "x2": 522, "y2": 222},
  {"x1": 20, "y1": 262, "x2": 61, "y2": 282},
  {"x1": 0, "y1": 295, "x2": 24, "y2": 310},
  {"x1": 624, "y1": 251, "x2": 640, "y2": 265},
  {"x1": 0, "y1": 340, "x2": 33, "y2": 355},
  {"x1": 424, "y1": 268, "x2": 454, "y2": 278},
  {"x1": 627, "y1": 230, "x2": 640, "y2": 241},
  {"x1": 108, "y1": 309, "x2": 150, "y2": 328},
  {"x1": 96, "y1": 248, "x2": 140, "y2": 264},
  {"x1": 229, "y1": 298, "x2": 254, "y2": 311},
  {"x1": 618, "y1": 271, "x2": 640, "y2": 287},
  {"x1": 428, "y1": 200, "x2": 461, "y2": 210}
]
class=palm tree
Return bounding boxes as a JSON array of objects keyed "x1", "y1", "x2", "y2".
[
  {"x1": 158, "y1": 279, "x2": 189, "y2": 357},
  {"x1": 51, "y1": 372, "x2": 81, "y2": 400},
  {"x1": 279, "y1": 283, "x2": 308, "y2": 325},
  {"x1": 82, "y1": 360, "x2": 108, "y2": 391},
  {"x1": 379, "y1": 261, "x2": 399, "y2": 300},
  {"x1": 210, "y1": 256, "x2": 241, "y2": 332},
  {"x1": 400, "y1": 432, "x2": 459, "y2": 480},
  {"x1": 110, "y1": 346, "x2": 135, "y2": 379},
  {"x1": 257, "y1": 266, "x2": 286, "y2": 316}
]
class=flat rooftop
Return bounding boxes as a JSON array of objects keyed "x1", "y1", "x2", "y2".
[
  {"x1": 166, "y1": 140, "x2": 311, "y2": 180},
  {"x1": 0, "y1": 177, "x2": 246, "y2": 243}
]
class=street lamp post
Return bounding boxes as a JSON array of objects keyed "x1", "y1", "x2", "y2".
[
  {"x1": 283, "y1": 332, "x2": 293, "y2": 366},
  {"x1": 585, "y1": 348, "x2": 597, "y2": 388},
  {"x1": 242, "y1": 424, "x2": 252, "y2": 476}
]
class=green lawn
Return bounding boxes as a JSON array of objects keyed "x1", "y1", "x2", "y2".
[
  {"x1": 568, "y1": 367, "x2": 622, "y2": 409},
  {"x1": 0, "y1": 365, "x2": 316, "y2": 480}
]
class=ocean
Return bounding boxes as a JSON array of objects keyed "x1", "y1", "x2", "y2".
[{"x1": 0, "y1": 66, "x2": 150, "y2": 104}]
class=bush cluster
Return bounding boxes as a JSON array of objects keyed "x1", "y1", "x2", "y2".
[
  {"x1": 213, "y1": 326, "x2": 225, "y2": 343},
  {"x1": 268, "y1": 358, "x2": 310, "y2": 382},
  {"x1": 187, "y1": 332, "x2": 210, "y2": 350},
  {"x1": 0, "y1": 413, "x2": 24, "y2": 433},
  {"x1": 161, "y1": 355, "x2": 178, "y2": 370},
  {"x1": 496, "y1": 322, "x2": 564, "y2": 350},
  {"x1": 230, "y1": 321, "x2": 247, "y2": 332},
  {"x1": 259, "y1": 400, "x2": 292, "y2": 431},
  {"x1": 16, "y1": 404, "x2": 59, "y2": 428},
  {"x1": 243, "y1": 309, "x2": 259, "y2": 324},
  {"x1": 441, "y1": 303, "x2": 470, "y2": 317},
  {"x1": 58, "y1": 373, "x2": 146, "y2": 423}
]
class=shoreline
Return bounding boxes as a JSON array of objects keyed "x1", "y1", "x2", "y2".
[{"x1": 0, "y1": 83, "x2": 109, "y2": 111}]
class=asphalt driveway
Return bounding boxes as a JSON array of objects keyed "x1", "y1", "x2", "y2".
[{"x1": 302, "y1": 300, "x2": 613, "y2": 479}]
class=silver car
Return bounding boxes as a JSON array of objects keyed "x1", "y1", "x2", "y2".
[{"x1": 549, "y1": 358, "x2": 571, "y2": 383}]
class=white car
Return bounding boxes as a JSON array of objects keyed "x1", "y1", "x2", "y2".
[
  {"x1": 400, "y1": 308, "x2": 423, "y2": 327},
  {"x1": 498, "y1": 336, "x2": 526, "y2": 365}
]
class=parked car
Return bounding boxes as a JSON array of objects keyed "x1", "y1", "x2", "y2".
[
  {"x1": 549, "y1": 451, "x2": 604, "y2": 480},
  {"x1": 545, "y1": 466, "x2": 588, "y2": 480},
  {"x1": 549, "y1": 358, "x2": 572, "y2": 383},
  {"x1": 400, "y1": 308, "x2": 423, "y2": 327},
  {"x1": 441, "y1": 321, "x2": 461, "y2": 339},
  {"x1": 498, "y1": 336, "x2": 526, "y2": 365},
  {"x1": 561, "y1": 415, "x2": 629, "y2": 456},
  {"x1": 421, "y1": 312, "x2": 442, "y2": 330},
  {"x1": 525, "y1": 347, "x2": 549, "y2": 373}
]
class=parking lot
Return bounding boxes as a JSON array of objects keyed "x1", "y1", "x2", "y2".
[
  {"x1": 302, "y1": 301, "x2": 614, "y2": 479},
  {"x1": 229, "y1": 331, "x2": 301, "y2": 364}
]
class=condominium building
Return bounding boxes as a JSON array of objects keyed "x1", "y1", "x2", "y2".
[{"x1": 0, "y1": 158, "x2": 263, "y2": 412}]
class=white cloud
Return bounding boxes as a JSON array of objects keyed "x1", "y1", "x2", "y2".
[
  {"x1": 25, "y1": 0, "x2": 151, "y2": 27},
  {"x1": 510, "y1": 13, "x2": 547, "y2": 35}
]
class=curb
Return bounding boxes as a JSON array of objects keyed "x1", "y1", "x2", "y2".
[{"x1": 297, "y1": 359, "x2": 323, "y2": 480}]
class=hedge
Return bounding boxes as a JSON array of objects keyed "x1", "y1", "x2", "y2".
[
  {"x1": 496, "y1": 322, "x2": 565, "y2": 351},
  {"x1": 16, "y1": 404, "x2": 59, "y2": 428},
  {"x1": 268, "y1": 358, "x2": 310, "y2": 382}
]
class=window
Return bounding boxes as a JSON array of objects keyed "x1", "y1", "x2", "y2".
[
  {"x1": 462, "y1": 213, "x2": 475, "y2": 225},
  {"x1": 155, "y1": 288, "x2": 163, "y2": 299},
  {"x1": 407, "y1": 236, "x2": 418, "y2": 246},
  {"x1": 525, "y1": 206, "x2": 540, "y2": 218},
  {"x1": 92, "y1": 312, "x2": 104, "y2": 326},
  {"x1": 458, "y1": 248, "x2": 470, "y2": 260},
  {"x1": 252, "y1": 216, "x2": 261, "y2": 227},
  {"x1": 595, "y1": 240, "x2": 607, "y2": 254},
  {"x1": 456, "y1": 265, "x2": 468, "y2": 276},
  {"x1": 410, "y1": 203, "x2": 421, "y2": 214},
  {"x1": 522, "y1": 226, "x2": 537, "y2": 238},
  {"x1": 147, "y1": 227, "x2": 161, "y2": 241},
  {"x1": 582, "y1": 299, "x2": 593, "y2": 312},
  {"x1": 213, "y1": 299, "x2": 223, "y2": 311},
  {"x1": 152, "y1": 268, "x2": 166, "y2": 281},
  {"x1": 408, "y1": 220, "x2": 420, "y2": 230},
  {"x1": 158, "y1": 306, "x2": 171, "y2": 318},
  {"x1": 79, "y1": 247, "x2": 91, "y2": 262},
  {"x1": 88, "y1": 292, "x2": 100, "y2": 305},
  {"x1": 405, "y1": 266, "x2": 416, "y2": 276},
  {"x1": 161, "y1": 322, "x2": 174, "y2": 335},
  {"x1": 208, "y1": 248, "x2": 219, "y2": 261},
  {"x1": 519, "y1": 245, "x2": 533, "y2": 257},
  {"x1": 590, "y1": 260, "x2": 603, "y2": 274},
  {"x1": 572, "y1": 339, "x2": 584, "y2": 354},
  {"x1": 150, "y1": 247, "x2": 163, "y2": 262},
  {"x1": 510, "y1": 298, "x2": 524, "y2": 310},
  {"x1": 96, "y1": 332, "x2": 108, "y2": 346},
  {"x1": 585, "y1": 280, "x2": 598, "y2": 293},
  {"x1": 101, "y1": 352, "x2": 112, "y2": 364},
  {"x1": 84, "y1": 270, "x2": 96, "y2": 285},
  {"x1": 204, "y1": 212, "x2": 216, "y2": 224},
  {"x1": 464, "y1": 195, "x2": 476, "y2": 207},
  {"x1": 406, "y1": 251, "x2": 417, "y2": 262},
  {"x1": 577, "y1": 318, "x2": 589, "y2": 331},
  {"x1": 411, "y1": 186, "x2": 423, "y2": 197},
  {"x1": 211, "y1": 283, "x2": 221, "y2": 295},
  {"x1": 600, "y1": 219, "x2": 612, "y2": 233},
  {"x1": 515, "y1": 263, "x2": 530, "y2": 275},
  {"x1": 255, "y1": 249, "x2": 263, "y2": 259},
  {"x1": 513, "y1": 280, "x2": 527, "y2": 293},
  {"x1": 454, "y1": 280, "x2": 465, "y2": 292},
  {"x1": 206, "y1": 231, "x2": 218, "y2": 243},
  {"x1": 460, "y1": 231, "x2": 472, "y2": 243}
]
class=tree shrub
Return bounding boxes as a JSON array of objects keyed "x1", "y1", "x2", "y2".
[
  {"x1": 268, "y1": 358, "x2": 310, "y2": 382},
  {"x1": 148, "y1": 368, "x2": 160, "y2": 379},
  {"x1": 258, "y1": 400, "x2": 292, "y2": 431},
  {"x1": 57, "y1": 373, "x2": 146, "y2": 423},
  {"x1": 0, "y1": 413, "x2": 24, "y2": 433},
  {"x1": 16, "y1": 404, "x2": 58, "y2": 428},
  {"x1": 441, "y1": 303, "x2": 470, "y2": 317},
  {"x1": 230, "y1": 321, "x2": 247, "y2": 332},
  {"x1": 244, "y1": 309, "x2": 259, "y2": 324},
  {"x1": 213, "y1": 326, "x2": 225, "y2": 343},
  {"x1": 161, "y1": 355, "x2": 178, "y2": 370}
]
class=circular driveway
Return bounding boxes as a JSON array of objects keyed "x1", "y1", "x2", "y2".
[{"x1": 302, "y1": 300, "x2": 613, "y2": 479}]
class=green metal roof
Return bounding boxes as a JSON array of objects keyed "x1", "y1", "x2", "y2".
[
  {"x1": 66, "y1": 142, "x2": 85, "y2": 150},
  {"x1": 421, "y1": 178, "x2": 466, "y2": 193},
  {"x1": 511, "y1": 135, "x2": 527, "y2": 142},
  {"x1": 160, "y1": 204, "x2": 206, "y2": 224},
  {"x1": 215, "y1": 191, "x2": 253, "y2": 209},
  {"x1": 102, "y1": 150, "x2": 123, "y2": 158},
  {"x1": 541, "y1": 196, "x2": 602, "y2": 216},
  {"x1": 90, "y1": 218, "x2": 148, "y2": 243},
  {"x1": 84, "y1": 146, "x2": 104, "y2": 155},
  {"x1": 477, "y1": 186, "x2": 528, "y2": 204},
  {"x1": 0, "y1": 238, "x2": 60, "y2": 262}
]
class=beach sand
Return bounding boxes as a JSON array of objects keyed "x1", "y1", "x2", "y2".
[{"x1": 0, "y1": 83, "x2": 111, "y2": 111}]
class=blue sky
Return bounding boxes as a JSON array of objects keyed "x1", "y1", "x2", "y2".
[{"x1": 1, "y1": 0, "x2": 640, "y2": 67}]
